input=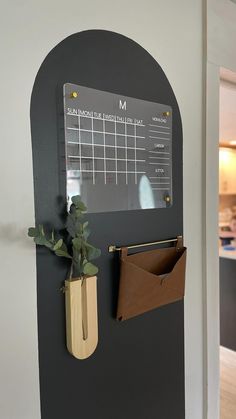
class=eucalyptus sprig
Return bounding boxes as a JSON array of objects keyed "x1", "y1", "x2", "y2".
[{"x1": 28, "y1": 195, "x2": 101, "y2": 279}]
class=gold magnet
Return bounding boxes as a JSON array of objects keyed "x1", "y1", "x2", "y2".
[
  {"x1": 70, "y1": 91, "x2": 78, "y2": 99},
  {"x1": 163, "y1": 111, "x2": 170, "y2": 117},
  {"x1": 164, "y1": 196, "x2": 171, "y2": 203}
]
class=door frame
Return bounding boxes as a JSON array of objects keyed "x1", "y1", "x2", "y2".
[{"x1": 205, "y1": 1, "x2": 236, "y2": 418}]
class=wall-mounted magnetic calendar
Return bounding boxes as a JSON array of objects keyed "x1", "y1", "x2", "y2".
[{"x1": 64, "y1": 83, "x2": 173, "y2": 213}]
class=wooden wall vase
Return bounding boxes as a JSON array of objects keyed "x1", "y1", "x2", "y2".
[{"x1": 65, "y1": 276, "x2": 98, "y2": 360}]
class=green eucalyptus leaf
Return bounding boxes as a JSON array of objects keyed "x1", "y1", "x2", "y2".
[
  {"x1": 77, "y1": 201, "x2": 87, "y2": 212},
  {"x1": 85, "y1": 244, "x2": 101, "y2": 261},
  {"x1": 73, "y1": 254, "x2": 81, "y2": 271},
  {"x1": 71, "y1": 195, "x2": 87, "y2": 212},
  {"x1": 60, "y1": 242, "x2": 68, "y2": 252},
  {"x1": 28, "y1": 227, "x2": 39, "y2": 237},
  {"x1": 27, "y1": 195, "x2": 100, "y2": 272},
  {"x1": 72, "y1": 237, "x2": 82, "y2": 250},
  {"x1": 55, "y1": 249, "x2": 72, "y2": 259},
  {"x1": 71, "y1": 195, "x2": 81, "y2": 206},
  {"x1": 34, "y1": 235, "x2": 47, "y2": 246},
  {"x1": 38, "y1": 225, "x2": 45, "y2": 236},
  {"x1": 77, "y1": 223, "x2": 83, "y2": 234},
  {"x1": 72, "y1": 244, "x2": 79, "y2": 260},
  {"x1": 74, "y1": 209, "x2": 84, "y2": 219},
  {"x1": 76, "y1": 220, "x2": 83, "y2": 233},
  {"x1": 83, "y1": 262, "x2": 98, "y2": 276},
  {"x1": 83, "y1": 226, "x2": 91, "y2": 241},
  {"x1": 82, "y1": 258, "x2": 88, "y2": 266},
  {"x1": 53, "y1": 239, "x2": 63, "y2": 251},
  {"x1": 44, "y1": 240, "x2": 53, "y2": 249}
]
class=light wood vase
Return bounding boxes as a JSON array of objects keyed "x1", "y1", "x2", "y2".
[{"x1": 65, "y1": 276, "x2": 98, "y2": 360}]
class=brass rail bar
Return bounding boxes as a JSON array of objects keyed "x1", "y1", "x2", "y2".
[{"x1": 108, "y1": 236, "x2": 182, "y2": 253}]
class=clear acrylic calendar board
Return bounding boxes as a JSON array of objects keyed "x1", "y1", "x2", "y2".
[{"x1": 63, "y1": 83, "x2": 173, "y2": 213}]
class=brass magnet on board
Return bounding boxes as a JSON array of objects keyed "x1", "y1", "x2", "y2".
[{"x1": 70, "y1": 91, "x2": 78, "y2": 99}]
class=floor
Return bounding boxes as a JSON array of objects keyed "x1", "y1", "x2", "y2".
[{"x1": 220, "y1": 346, "x2": 236, "y2": 419}]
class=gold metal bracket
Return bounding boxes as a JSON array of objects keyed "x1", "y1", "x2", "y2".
[{"x1": 108, "y1": 236, "x2": 183, "y2": 253}]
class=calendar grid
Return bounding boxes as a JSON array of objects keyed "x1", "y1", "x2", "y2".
[{"x1": 66, "y1": 113, "x2": 147, "y2": 185}]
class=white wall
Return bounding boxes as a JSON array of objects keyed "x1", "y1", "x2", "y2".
[
  {"x1": 0, "y1": 1, "x2": 204, "y2": 418},
  {"x1": 208, "y1": 0, "x2": 236, "y2": 72}
]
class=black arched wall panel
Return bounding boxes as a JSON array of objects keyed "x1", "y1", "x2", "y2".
[{"x1": 31, "y1": 30, "x2": 184, "y2": 419}]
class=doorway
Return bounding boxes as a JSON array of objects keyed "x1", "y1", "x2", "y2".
[{"x1": 218, "y1": 68, "x2": 236, "y2": 419}]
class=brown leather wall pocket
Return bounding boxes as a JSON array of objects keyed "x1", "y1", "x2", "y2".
[{"x1": 116, "y1": 240, "x2": 187, "y2": 321}]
